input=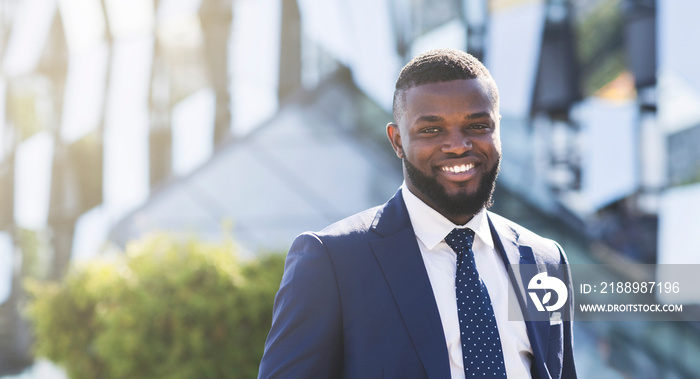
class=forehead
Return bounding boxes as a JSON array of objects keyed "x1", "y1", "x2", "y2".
[{"x1": 402, "y1": 79, "x2": 496, "y2": 117}]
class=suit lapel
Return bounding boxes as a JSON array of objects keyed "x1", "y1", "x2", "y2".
[
  {"x1": 369, "y1": 190, "x2": 451, "y2": 379},
  {"x1": 488, "y1": 214, "x2": 551, "y2": 379}
]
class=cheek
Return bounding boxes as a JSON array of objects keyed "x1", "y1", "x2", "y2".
[
  {"x1": 493, "y1": 140, "x2": 502, "y2": 157},
  {"x1": 405, "y1": 147, "x2": 434, "y2": 167},
  {"x1": 492, "y1": 131, "x2": 502, "y2": 151},
  {"x1": 476, "y1": 136, "x2": 501, "y2": 157}
]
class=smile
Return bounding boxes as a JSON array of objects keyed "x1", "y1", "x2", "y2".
[{"x1": 440, "y1": 163, "x2": 475, "y2": 174}]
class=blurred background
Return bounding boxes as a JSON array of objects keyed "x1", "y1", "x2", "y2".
[{"x1": 0, "y1": 0, "x2": 699, "y2": 377}]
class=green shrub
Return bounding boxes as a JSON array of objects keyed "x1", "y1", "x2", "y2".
[{"x1": 25, "y1": 233, "x2": 285, "y2": 379}]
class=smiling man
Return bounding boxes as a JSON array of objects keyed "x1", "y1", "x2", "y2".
[
  {"x1": 259, "y1": 49, "x2": 577, "y2": 379},
  {"x1": 390, "y1": 77, "x2": 501, "y2": 225}
]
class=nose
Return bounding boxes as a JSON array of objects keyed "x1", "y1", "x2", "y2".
[{"x1": 441, "y1": 129, "x2": 472, "y2": 155}]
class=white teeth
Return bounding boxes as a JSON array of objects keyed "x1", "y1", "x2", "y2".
[{"x1": 441, "y1": 164, "x2": 474, "y2": 173}]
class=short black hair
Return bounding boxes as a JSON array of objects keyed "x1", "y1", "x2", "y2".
[{"x1": 392, "y1": 48, "x2": 499, "y2": 122}]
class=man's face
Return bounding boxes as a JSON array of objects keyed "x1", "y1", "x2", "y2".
[{"x1": 387, "y1": 79, "x2": 502, "y2": 224}]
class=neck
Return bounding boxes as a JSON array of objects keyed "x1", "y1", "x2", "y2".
[{"x1": 444, "y1": 213, "x2": 474, "y2": 226}]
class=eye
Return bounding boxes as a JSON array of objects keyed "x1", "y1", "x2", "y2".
[
  {"x1": 420, "y1": 127, "x2": 441, "y2": 134},
  {"x1": 465, "y1": 123, "x2": 492, "y2": 133}
]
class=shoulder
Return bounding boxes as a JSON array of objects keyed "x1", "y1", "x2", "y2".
[
  {"x1": 487, "y1": 211, "x2": 568, "y2": 263},
  {"x1": 317, "y1": 205, "x2": 382, "y2": 238},
  {"x1": 289, "y1": 205, "x2": 383, "y2": 253}
]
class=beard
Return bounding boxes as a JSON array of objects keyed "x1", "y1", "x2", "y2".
[{"x1": 404, "y1": 156, "x2": 500, "y2": 219}]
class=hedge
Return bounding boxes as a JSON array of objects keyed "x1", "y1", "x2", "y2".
[{"x1": 25, "y1": 233, "x2": 285, "y2": 379}]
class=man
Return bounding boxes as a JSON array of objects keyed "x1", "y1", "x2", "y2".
[{"x1": 259, "y1": 49, "x2": 576, "y2": 379}]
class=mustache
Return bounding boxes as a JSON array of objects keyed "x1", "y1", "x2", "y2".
[{"x1": 442, "y1": 151, "x2": 472, "y2": 159}]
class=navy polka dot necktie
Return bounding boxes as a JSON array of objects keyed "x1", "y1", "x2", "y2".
[{"x1": 445, "y1": 228, "x2": 507, "y2": 378}]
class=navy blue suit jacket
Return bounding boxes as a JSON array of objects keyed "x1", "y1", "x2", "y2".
[{"x1": 259, "y1": 190, "x2": 577, "y2": 378}]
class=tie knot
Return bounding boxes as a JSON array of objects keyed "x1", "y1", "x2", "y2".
[{"x1": 445, "y1": 228, "x2": 475, "y2": 253}]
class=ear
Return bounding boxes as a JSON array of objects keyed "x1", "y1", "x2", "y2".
[{"x1": 386, "y1": 122, "x2": 404, "y2": 159}]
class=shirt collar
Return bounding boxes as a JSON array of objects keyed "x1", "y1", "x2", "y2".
[{"x1": 401, "y1": 182, "x2": 494, "y2": 251}]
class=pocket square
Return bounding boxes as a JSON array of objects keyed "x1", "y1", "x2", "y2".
[{"x1": 550, "y1": 312, "x2": 562, "y2": 325}]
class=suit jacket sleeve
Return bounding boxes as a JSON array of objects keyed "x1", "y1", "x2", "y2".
[
  {"x1": 258, "y1": 233, "x2": 343, "y2": 379},
  {"x1": 557, "y1": 241, "x2": 577, "y2": 379}
]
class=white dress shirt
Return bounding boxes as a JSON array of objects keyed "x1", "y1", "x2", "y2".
[{"x1": 401, "y1": 183, "x2": 533, "y2": 379}]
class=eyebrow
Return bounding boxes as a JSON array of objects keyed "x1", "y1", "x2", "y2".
[
  {"x1": 465, "y1": 112, "x2": 491, "y2": 120},
  {"x1": 415, "y1": 112, "x2": 492, "y2": 124},
  {"x1": 415, "y1": 115, "x2": 444, "y2": 123}
]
